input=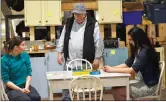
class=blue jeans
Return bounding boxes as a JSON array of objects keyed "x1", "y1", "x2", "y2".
[
  {"x1": 6, "y1": 85, "x2": 41, "y2": 101},
  {"x1": 62, "y1": 62, "x2": 71, "y2": 101},
  {"x1": 62, "y1": 89, "x2": 71, "y2": 101}
]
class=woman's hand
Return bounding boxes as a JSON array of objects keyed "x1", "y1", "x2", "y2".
[
  {"x1": 24, "y1": 88, "x2": 30, "y2": 94},
  {"x1": 20, "y1": 88, "x2": 26, "y2": 93},
  {"x1": 103, "y1": 65, "x2": 112, "y2": 72}
]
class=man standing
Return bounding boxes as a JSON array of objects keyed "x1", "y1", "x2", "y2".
[{"x1": 56, "y1": 3, "x2": 104, "y2": 100}]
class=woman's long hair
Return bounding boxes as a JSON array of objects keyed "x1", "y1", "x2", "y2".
[
  {"x1": 3, "y1": 36, "x2": 24, "y2": 54},
  {"x1": 128, "y1": 27, "x2": 160, "y2": 74}
]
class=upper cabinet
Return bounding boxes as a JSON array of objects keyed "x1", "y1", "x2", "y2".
[
  {"x1": 43, "y1": 0, "x2": 62, "y2": 26},
  {"x1": 97, "y1": 0, "x2": 122, "y2": 24},
  {"x1": 24, "y1": 1, "x2": 42, "y2": 26},
  {"x1": 24, "y1": 0, "x2": 62, "y2": 26}
]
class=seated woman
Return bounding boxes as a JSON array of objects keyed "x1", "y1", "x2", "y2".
[
  {"x1": 1, "y1": 36, "x2": 41, "y2": 101},
  {"x1": 103, "y1": 27, "x2": 160, "y2": 100}
]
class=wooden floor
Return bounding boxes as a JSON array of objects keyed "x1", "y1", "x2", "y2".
[{"x1": 42, "y1": 88, "x2": 166, "y2": 101}]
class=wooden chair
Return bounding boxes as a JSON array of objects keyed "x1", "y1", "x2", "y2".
[
  {"x1": 136, "y1": 61, "x2": 165, "y2": 100},
  {"x1": 69, "y1": 76, "x2": 103, "y2": 101},
  {"x1": 66, "y1": 59, "x2": 93, "y2": 71},
  {"x1": 0, "y1": 79, "x2": 9, "y2": 101}
]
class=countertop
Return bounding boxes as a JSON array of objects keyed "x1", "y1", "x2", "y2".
[{"x1": 25, "y1": 49, "x2": 56, "y2": 54}]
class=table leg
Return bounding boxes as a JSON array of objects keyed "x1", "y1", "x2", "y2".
[
  {"x1": 49, "y1": 81, "x2": 53, "y2": 100},
  {"x1": 126, "y1": 78, "x2": 130, "y2": 100}
]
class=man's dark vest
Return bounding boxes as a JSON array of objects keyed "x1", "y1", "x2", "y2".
[{"x1": 63, "y1": 16, "x2": 96, "y2": 63}]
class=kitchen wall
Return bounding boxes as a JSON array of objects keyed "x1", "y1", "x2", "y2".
[{"x1": 1, "y1": 20, "x2": 6, "y2": 50}]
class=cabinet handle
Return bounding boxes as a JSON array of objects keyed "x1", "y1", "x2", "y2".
[
  {"x1": 46, "y1": 20, "x2": 48, "y2": 23},
  {"x1": 39, "y1": 21, "x2": 41, "y2": 23},
  {"x1": 105, "y1": 53, "x2": 108, "y2": 57},
  {"x1": 44, "y1": 59, "x2": 46, "y2": 65},
  {"x1": 47, "y1": 56, "x2": 49, "y2": 61}
]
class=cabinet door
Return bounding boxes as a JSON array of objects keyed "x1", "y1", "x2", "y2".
[
  {"x1": 104, "y1": 48, "x2": 128, "y2": 66},
  {"x1": 47, "y1": 52, "x2": 63, "y2": 72},
  {"x1": 47, "y1": 52, "x2": 63, "y2": 93},
  {"x1": 30, "y1": 57, "x2": 48, "y2": 98},
  {"x1": 43, "y1": 0, "x2": 62, "y2": 26},
  {"x1": 24, "y1": 0, "x2": 42, "y2": 26},
  {"x1": 98, "y1": 0, "x2": 122, "y2": 23}
]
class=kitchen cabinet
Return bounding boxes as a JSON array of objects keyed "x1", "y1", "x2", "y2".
[
  {"x1": 103, "y1": 47, "x2": 128, "y2": 90},
  {"x1": 43, "y1": 0, "x2": 62, "y2": 26},
  {"x1": 24, "y1": 0, "x2": 62, "y2": 26},
  {"x1": 46, "y1": 52, "x2": 64, "y2": 93},
  {"x1": 24, "y1": 1, "x2": 42, "y2": 26},
  {"x1": 29, "y1": 52, "x2": 64, "y2": 97},
  {"x1": 30, "y1": 56, "x2": 48, "y2": 98},
  {"x1": 46, "y1": 52, "x2": 63, "y2": 72},
  {"x1": 104, "y1": 47, "x2": 128, "y2": 66},
  {"x1": 97, "y1": 0, "x2": 122, "y2": 23}
]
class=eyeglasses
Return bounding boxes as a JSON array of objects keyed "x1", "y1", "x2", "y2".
[{"x1": 74, "y1": 13, "x2": 84, "y2": 17}]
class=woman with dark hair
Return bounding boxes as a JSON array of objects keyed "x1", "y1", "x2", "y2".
[
  {"x1": 1, "y1": 36, "x2": 41, "y2": 101},
  {"x1": 103, "y1": 27, "x2": 160, "y2": 100}
]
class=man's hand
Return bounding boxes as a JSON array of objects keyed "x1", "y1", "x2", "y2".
[
  {"x1": 24, "y1": 88, "x2": 30, "y2": 94},
  {"x1": 57, "y1": 52, "x2": 63, "y2": 64},
  {"x1": 92, "y1": 59, "x2": 100, "y2": 70}
]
